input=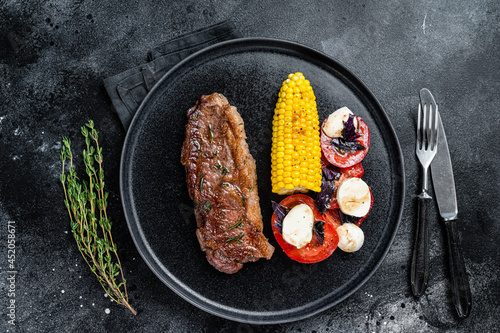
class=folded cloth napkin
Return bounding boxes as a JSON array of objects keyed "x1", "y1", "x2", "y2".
[{"x1": 103, "y1": 21, "x2": 241, "y2": 129}]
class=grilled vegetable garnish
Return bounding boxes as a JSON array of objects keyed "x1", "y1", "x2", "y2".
[{"x1": 271, "y1": 72, "x2": 322, "y2": 195}]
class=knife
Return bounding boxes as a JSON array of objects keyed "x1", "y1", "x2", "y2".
[{"x1": 426, "y1": 90, "x2": 472, "y2": 319}]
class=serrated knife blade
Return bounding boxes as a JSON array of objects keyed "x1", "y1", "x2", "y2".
[{"x1": 422, "y1": 89, "x2": 472, "y2": 319}]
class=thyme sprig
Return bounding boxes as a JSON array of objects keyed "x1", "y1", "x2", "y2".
[{"x1": 60, "y1": 120, "x2": 136, "y2": 315}]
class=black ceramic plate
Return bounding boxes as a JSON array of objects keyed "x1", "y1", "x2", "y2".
[{"x1": 120, "y1": 38, "x2": 405, "y2": 324}]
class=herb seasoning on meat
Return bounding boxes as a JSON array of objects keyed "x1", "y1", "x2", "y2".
[{"x1": 181, "y1": 93, "x2": 274, "y2": 274}]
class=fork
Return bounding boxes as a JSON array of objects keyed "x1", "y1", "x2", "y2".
[{"x1": 410, "y1": 98, "x2": 439, "y2": 297}]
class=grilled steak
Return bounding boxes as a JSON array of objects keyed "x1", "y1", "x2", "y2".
[{"x1": 181, "y1": 93, "x2": 274, "y2": 274}]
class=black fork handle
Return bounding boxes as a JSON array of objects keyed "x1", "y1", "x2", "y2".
[
  {"x1": 444, "y1": 219, "x2": 472, "y2": 318},
  {"x1": 411, "y1": 195, "x2": 431, "y2": 297}
]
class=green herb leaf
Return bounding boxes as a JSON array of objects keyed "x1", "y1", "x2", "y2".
[
  {"x1": 59, "y1": 120, "x2": 136, "y2": 316},
  {"x1": 226, "y1": 232, "x2": 245, "y2": 243},
  {"x1": 208, "y1": 124, "x2": 214, "y2": 143},
  {"x1": 199, "y1": 201, "x2": 212, "y2": 213},
  {"x1": 200, "y1": 176, "x2": 205, "y2": 191},
  {"x1": 228, "y1": 219, "x2": 243, "y2": 230}
]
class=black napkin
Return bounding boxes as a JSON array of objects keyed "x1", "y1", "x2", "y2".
[{"x1": 103, "y1": 21, "x2": 241, "y2": 129}]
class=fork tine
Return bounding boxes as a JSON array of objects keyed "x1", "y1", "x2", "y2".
[
  {"x1": 423, "y1": 103, "x2": 429, "y2": 150},
  {"x1": 416, "y1": 103, "x2": 422, "y2": 150},
  {"x1": 429, "y1": 105, "x2": 434, "y2": 151},
  {"x1": 432, "y1": 104, "x2": 439, "y2": 150},
  {"x1": 429, "y1": 104, "x2": 434, "y2": 150}
]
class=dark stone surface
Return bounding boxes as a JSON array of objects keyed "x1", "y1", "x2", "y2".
[{"x1": 1, "y1": 1, "x2": 498, "y2": 332}]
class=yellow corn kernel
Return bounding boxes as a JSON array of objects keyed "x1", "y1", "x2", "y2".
[{"x1": 271, "y1": 72, "x2": 322, "y2": 195}]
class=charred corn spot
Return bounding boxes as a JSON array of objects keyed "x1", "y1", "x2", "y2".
[{"x1": 271, "y1": 72, "x2": 322, "y2": 195}]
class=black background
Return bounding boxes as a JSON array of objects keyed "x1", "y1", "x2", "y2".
[{"x1": 1, "y1": 1, "x2": 499, "y2": 332}]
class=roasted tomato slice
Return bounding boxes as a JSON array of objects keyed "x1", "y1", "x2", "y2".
[
  {"x1": 329, "y1": 190, "x2": 374, "y2": 227},
  {"x1": 314, "y1": 162, "x2": 365, "y2": 215},
  {"x1": 340, "y1": 162, "x2": 364, "y2": 179},
  {"x1": 320, "y1": 156, "x2": 364, "y2": 178},
  {"x1": 272, "y1": 194, "x2": 339, "y2": 263},
  {"x1": 321, "y1": 117, "x2": 370, "y2": 168},
  {"x1": 321, "y1": 162, "x2": 364, "y2": 209}
]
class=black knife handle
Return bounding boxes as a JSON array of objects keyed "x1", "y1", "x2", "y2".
[
  {"x1": 411, "y1": 195, "x2": 431, "y2": 297},
  {"x1": 444, "y1": 219, "x2": 472, "y2": 318}
]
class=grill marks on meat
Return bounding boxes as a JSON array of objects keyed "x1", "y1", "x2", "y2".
[{"x1": 181, "y1": 93, "x2": 274, "y2": 274}]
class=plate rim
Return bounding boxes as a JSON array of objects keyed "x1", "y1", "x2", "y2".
[{"x1": 120, "y1": 37, "x2": 406, "y2": 324}]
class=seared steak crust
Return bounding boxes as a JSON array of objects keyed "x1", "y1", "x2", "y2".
[{"x1": 181, "y1": 93, "x2": 274, "y2": 274}]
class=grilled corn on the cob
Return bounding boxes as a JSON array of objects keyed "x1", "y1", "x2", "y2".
[{"x1": 271, "y1": 72, "x2": 322, "y2": 195}]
